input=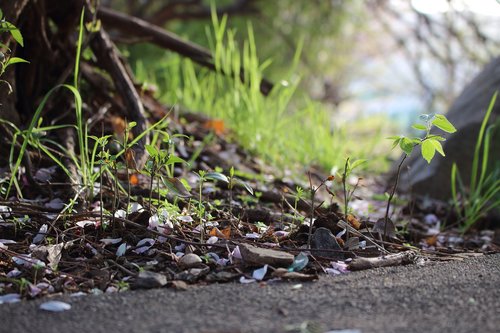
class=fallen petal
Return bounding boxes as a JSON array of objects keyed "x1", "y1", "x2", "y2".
[
  {"x1": 239, "y1": 276, "x2": 256, "y2": 284},
  {"x1": 100, "y1": 238, "x2": 122, "y2": 245},
  {"x1": 231, "y1": 246, "x2": 242, "y2": 260},
  {"x1": 76, "y1": 220, "x2": 97, "y2": 228},
  {"x1": 7, "y1": 268, "x2": 21, "y2": 278},
  {"x1": 252, "y1": 264, "x2": 268, "y2": 280},
  {"x1": 245, "y1": 232, "x2": 261, "y2": 239},
  {"x1": 32, "y1": 224, "x2": 48, "y2": 244},
  {"x1": 40, "y1": 301, "x2": 71, "y2": 312},
  {"x1": 0, "y1": 293, "x2": 21, "y2": 304},
  {"x1": 44, "y1": 198, "x2": 65, "y2": 210},
  {"x1": 288, "y1": 252, "x2": 309, "y2": 272},
  {"x1": 207, "y1": 236, "x2": 218, "y2": 245},
  {"x1": 116, "y1": 243, "x2": 127, "y2": 257}
]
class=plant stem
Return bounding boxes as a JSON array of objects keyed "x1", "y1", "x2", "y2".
[
  {"x1": 99, "y1": 123, "x2": 104, "y2": 228},
  {"x1": 342, "y1": 158, "x2": 349, "y2": 242},
  {"x1": 307, "y1": 172, "x2": 315, "y2": 249},
  {"x1": 126, "y1": 164, "x2": 130, "y2": 219},
  {"x1": 384, "y1": 154, "x2": 407, "y2": 238},
  {"x1": 199, "y1": 177, "x2": 205, "y2": 242},
  {"x1": 148, "y1": 163, "x2": 155, "y2": 210}
]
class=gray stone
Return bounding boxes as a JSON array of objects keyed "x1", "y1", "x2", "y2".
[
  {"x1": 239, "y1": 243, "x2": 294, "y2": 267},
  {"x1": 311, "y1": 227, "x2": 344, "y2": 259},
  {"x1": 174, "y1": 266, "x2": 210, "y2": 283},
  {"x1": 132, "y1": 271, "x2": 168, "y2": 289},
  {"x1": 391, "y1": 56, "x2": 500, "y2": 201},
  {"x1": 178, "y1": 253, "x2": 203, "y2": 268}
]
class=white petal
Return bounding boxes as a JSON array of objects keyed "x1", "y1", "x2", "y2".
[
  {"x1": 40, "y1": 301, "x2": 71, "y2": 312},
  {"x1": 116, "y1": 243, "x2": 127, "y2": 257},
  {"x1": 252, "y1": 265, "x2": 268, "y2": 281}
]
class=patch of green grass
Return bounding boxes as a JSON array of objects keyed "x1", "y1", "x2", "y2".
[
  {"x1": 129, "y1": 12, "x2": 392, "y2": 178},
  {"x1": 451, "y1": 92, "x2": 500, "y2": 233}
]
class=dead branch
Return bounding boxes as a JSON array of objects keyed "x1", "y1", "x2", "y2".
[
  {"x1": 348, "y1": 251, "x2": 418, "y2": 271},
  {"x1": 89, "y1": 26, "x2": 149, "y2": 168},
  {"x1": 97, "y1": 6, "x2": 273, "y2": 96},
  {"x1": 148, "y1": 0, "x2": 258, "y2": 26}
]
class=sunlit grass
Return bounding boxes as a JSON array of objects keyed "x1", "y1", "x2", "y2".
[{"x1": 129, "y1": 13, "x2": 394, "y2": 178}]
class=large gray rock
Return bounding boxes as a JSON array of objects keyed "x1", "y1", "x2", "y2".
[{"x1": 392, "y1": 57, "x2": 500, "y2": 201}]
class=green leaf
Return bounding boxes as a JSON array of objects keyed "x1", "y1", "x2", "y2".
[
  {"x1": 421, "y1": 140, "x2": 436, "y2": 163},
  {"x1": 145, "y1": 144, "x2": 158, "y2": 157},
  {"x1": 387, "y1": 136, "x2": 402, "y2": 150},
  {"x1": 205, "y1": 172, "x2": 229, "y2": 183},
  {"x1": 163, "y1": 177, "x2": 191, "y2": 197},
  {"x1": 350, "y1": 159, "x2": 367, "y2": 170},
  {"x1": 412, "y1": 124, "x2": 427, "y2": 131},
  {"x1": 399, "y1": 137, "x2": 414, "y2": 155},
  {"x1": 165, "y1": 155, "x2": 188, "y2": 166},
  {"x1": 427, "y1": 135, "x2": 446, "y2": 141},
  {"x1": 234, "y1": 178, "x2": 254, "y2": 195},
  {"x1": 5, "y1": 57, "x2": 29, "y2": 66},
  {"x1": 4, "y1": 22, "x2": 23, "y2": 47},
  {"x1": 432, "y1": 114, "x2": 457, "y2": 133},
  {"x1": 428, "y1": 138, "x2": 445, "y2": 156}
]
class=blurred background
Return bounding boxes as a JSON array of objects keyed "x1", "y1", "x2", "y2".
[{"x1": 100, "y1": 0, "x2": 500, "y2": 173}]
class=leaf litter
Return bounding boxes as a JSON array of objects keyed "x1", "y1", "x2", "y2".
[{"x1": 0, "y1": 111, "x2": 498, "y2": 302}]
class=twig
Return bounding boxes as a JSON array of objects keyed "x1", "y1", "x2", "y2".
[
  {"x1": 348, "y1": 251, "x2": 418, "y2": 271},
  {"x1": 89, "y1": 22, "x2": 149, "y2": 169}
]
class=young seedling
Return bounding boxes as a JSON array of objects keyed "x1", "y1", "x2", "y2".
[
  {"x1": 339, "y1": 157, "x2": 366, "y2": 241},
  {"x1": 194, "y1": 170, "x2": 210, "y2": 242},
  {"x1": 386, "y1": 113, "x2": 456, "y2": 238},
  {"x1": 92, "y1": 127, "x2": 112, "y2": 227},
  {"x1": 144, "y1": 138, "x2": 174, "y2": 209},
  {"x1": 291, "y1": 186, "x2": 306, "y2": 231},
  {"x1": 122, "y1": 121, "x2": 137, "y2": 219},
  {"x1": 307, "y1": 173, "x2": 334, "y2": 248},
  {"x1": 226, "y1": 166, "x2": 254, "y2": 212}
]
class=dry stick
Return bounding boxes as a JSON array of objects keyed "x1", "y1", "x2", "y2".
[
  {"x1": 348, "y1": 251, "x2": 418, "y2": 271},
  {"x1": 89, "y1": 25, "x2": 149, "y2": 169},
  {"x1": 96, "y1": 6, "x2": 274, "y2": 96}
]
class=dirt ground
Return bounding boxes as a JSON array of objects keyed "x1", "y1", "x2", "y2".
[{"x1": 1, "y1": 253, "x2": 499, "y2": 333}]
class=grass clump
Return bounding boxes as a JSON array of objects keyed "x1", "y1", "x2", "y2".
[
  {"x1": 451, "y1": 92, "x2": 500, "y2": 233},
  {"x1": 130, "y1": 11, "x2": 391, "y2": 177}
]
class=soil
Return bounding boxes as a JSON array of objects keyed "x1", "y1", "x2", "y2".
[{"x1": 1, "y1": 253, "x2": 499, "y2": 333}]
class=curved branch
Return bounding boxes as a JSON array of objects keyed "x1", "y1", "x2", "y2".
[{"x1": 97, "y1": 6, "x2": 273, "y2": 96}]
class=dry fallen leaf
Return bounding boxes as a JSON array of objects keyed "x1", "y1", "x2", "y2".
[
  {"x1": 209, "y1": 227, "x2": 231, "y2": 239},
  {"x1": 203, "y1": 119, "x2": 226, "y2": 135},
  {"x1": 426, "y1": 234, "x2": 438, "y2": 246},
  {"x1": 125, "y1": 148, "x2": 138, "y2": 171},
  {"x1": 129, "y1": 173, "x2": 139, "y2": 185},
  {"x1": 347, "y1": 214, "x2": 361, "y2": 230}
]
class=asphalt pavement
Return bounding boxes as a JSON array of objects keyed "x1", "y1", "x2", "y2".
[{"x1": 1, "y1": 253, "x2": 499, "y2": 333}]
